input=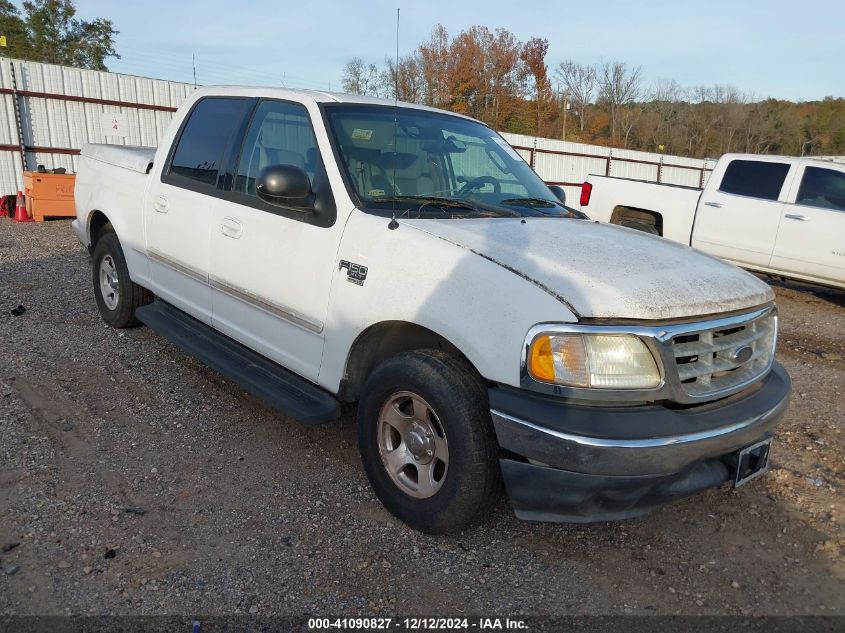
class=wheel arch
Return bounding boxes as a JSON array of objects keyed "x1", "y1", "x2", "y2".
[
  {"x1": 610, "y1": 205, "x2": 663, "y2": 235},
  {"x1": 87, "y1": 209, "x2": 114, "y2": 251},
  {"x1": 339, "y1": 320, "x2": 482, "y2": 402}
]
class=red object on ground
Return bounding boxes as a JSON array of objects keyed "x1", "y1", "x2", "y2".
[
  {"x1": 12, "y1": 190, "x2": 33, "y2": 223},
  {"x1": 0, "y1": 194, "x2": 14, "y2": 218}
]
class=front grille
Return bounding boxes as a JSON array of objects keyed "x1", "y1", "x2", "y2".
[{"x1": 669, "y1": 309, "x2": 776, "y2": 399}]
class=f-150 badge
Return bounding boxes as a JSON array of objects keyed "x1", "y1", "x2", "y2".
[{"x1": 339, "y1": 260, "x2": 368, "y2": 286}]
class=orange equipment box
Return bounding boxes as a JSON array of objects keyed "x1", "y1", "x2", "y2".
[{"x1": 23, "y1": 171, "x2": 76, "y2": 222}]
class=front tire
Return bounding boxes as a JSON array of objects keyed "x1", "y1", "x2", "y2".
[
  {"x1": 357, "y1": 350, "x2": 502, "y2": 534},
  {"x1": 92, "y1": 229, "x2": 152, "y2": 328}
]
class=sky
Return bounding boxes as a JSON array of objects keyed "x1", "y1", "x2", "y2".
[{"x1": 32, "y1": 0, "x2": 845, "y2": 101}]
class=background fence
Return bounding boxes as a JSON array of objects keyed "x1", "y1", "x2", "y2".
[
  {"x1": 499, "y1": 132, "x2": 717, "y2": 206},
  {"x1": 0, "y1": 57, "x2": 717, "y2": 209},
  {"x1": 0, "y1": 57, "x2": 192, "y2": 194}
]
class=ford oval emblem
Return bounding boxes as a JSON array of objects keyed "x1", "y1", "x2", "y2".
[{"x1": 732, "y1": 345, "x2": 753, "y2": 364}]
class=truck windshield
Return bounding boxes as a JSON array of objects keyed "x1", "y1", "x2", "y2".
[{"x1": 324, "y1": 104, "x2": 581, "y2": 219}]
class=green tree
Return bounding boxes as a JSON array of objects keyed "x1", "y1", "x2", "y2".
[
  {"x1": 2, "y1": 0, "x2": 118, "y2": 70},
  {"x1": 0, "y1": 0, "x2": 32, "y2": 58}
]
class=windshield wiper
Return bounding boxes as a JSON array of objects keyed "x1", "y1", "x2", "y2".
[
  {"x1": 499, "y1": 197, "x2": 559, "y2": 208},
  {"x1": 369, "y1": 196, "x2": 521, "y2": 217},
  {"x1": 370, "y1": 195, "x2": 477, "y2": 210},
  {"x1": 499, "y1": 197, "x2": 588, "y2": 219}
]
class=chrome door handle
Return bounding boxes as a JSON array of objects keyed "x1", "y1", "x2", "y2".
[
  {"x1": 784, "y1": 214, "x2": 808, "y2": 221},
  {"x1": 220, "y1": 217, "x2": 242, "y2": 239},
  {"x1": 153, "y1": 195, "x2": 169, "y2": 213},
  {"x1": 703, "y1": 201, "x2": 723, "y2": 208}
]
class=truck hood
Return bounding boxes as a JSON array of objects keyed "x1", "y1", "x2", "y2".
[{"x1": 405, "y1": 217, "x2": 774, "y2": 320}]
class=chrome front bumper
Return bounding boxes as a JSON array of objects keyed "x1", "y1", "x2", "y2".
[{"x1": 491, "y1": 362, "x2": 791, "y2": 522}]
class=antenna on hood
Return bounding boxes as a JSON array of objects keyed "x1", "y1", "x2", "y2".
[
  {"x1": 389, "y1": 7, "x2": 400, "y2": 230},
  {"x1": 394, "y1": 7, "x2": 400, "y2": 105}
]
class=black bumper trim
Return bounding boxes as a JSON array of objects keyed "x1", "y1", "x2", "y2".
[{"x1": 501, "y1": 457, "x2": 732, "y2": 523}]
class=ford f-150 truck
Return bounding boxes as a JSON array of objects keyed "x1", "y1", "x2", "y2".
[
  {"x1": 73, "y1": 87, "x2": 790, "y2": 533},
  {"x1": 581, "y1": 154, "x2": 845, "y2": 290}
]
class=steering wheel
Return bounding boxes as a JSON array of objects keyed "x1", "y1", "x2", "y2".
[{"x1": 458, "y1": 176, "x2": 501, "y2": 195}]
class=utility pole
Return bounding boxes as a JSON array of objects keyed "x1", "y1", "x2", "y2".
[
  {"x1": 559, "y1": 90, "x2": 569, "y2": 141},
  {"x1": 192, "y1": 54, "x2": 197, "y2": 87}
]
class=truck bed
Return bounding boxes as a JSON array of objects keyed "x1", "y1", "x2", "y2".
[
  {"x1": 80, "y1": 144, "x2": 157, "y2": 173},
  {"x1": 584, "y1": 174, "x2": 703, "y2": 244},
  {"x1": 74, "y1": 144, "x2": 155, "y2": 274}
]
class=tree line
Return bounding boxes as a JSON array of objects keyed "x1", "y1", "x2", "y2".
[
  {"x1": 342, "y1": 24, "x2": 844, "y2": 159},
  {"x1": 0, "y1": 0, "x2": 118, "y2": 71}
]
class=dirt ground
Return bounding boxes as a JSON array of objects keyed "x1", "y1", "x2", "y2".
[{"x1": 0, "y1": 219, "x2": 842, "y2": 617}]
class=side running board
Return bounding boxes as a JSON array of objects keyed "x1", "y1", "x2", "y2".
[{"x1": 135, "y1": 300, "x2": 340, "y2": 425}]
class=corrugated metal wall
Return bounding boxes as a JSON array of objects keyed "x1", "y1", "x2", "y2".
[
  {"x1": 0, "y1": 57, "x2": 193, "y2": 194},
  {"x1": 0, "y1": 57, "x2": 718, "y2": 210},
  {"x1": 0, "y1": 59, "x2": 24, "y2": 192}
]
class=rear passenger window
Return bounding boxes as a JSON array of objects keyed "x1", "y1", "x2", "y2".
[
  {"x1": 235, "y1": 100, "x2": 319, "y2": 196},
  {"x1": 796, "y1": 167, "x2": 845, "y2": 211},
  {"x1": 168, "y1": 97, "x2": 250, "y2": 187},
  {"x1": 719, "y1": 160, "x2": 790, "y2": 201}
]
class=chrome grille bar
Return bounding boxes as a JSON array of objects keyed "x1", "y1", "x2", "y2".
[
  {"x1": 670, "y1": 309, "x2": 776, "y2": 399},
  {"x1": 672, "y1": 324, "x2": 768, "y2": 357}
]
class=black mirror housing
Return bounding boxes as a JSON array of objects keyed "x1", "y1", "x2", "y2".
[
  {"x1": 548, "y1": 185, "x2": 567, "y2": 205},
  {"x1": 256, "y1": 164, "x2": 314, "y2": 209}
]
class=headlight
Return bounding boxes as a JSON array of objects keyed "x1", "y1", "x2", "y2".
[{"x1": 527, "y1": 333, "x2": 661, "y2": 389}]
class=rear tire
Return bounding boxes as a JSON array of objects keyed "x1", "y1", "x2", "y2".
[
  {"x1": 92, "y1": 229, "x2": 152, "y2": 328},
  {"x1": 620, "y1": 219, "x2": 659, "y2": 235},
  {"x1": 357, "y1": 350, "x2": 502, "y2": 534}
]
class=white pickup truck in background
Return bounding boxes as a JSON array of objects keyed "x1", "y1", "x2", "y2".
[
  {"x1": 581, "y1": 154, "x2": 845, "y2": 290},
  {"x1": 73, "y1": 87, "x2": 790, "y2": 533}
]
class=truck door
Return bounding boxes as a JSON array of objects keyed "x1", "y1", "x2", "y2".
[
  {"x1": 145, "y1": 97, "x2": 252, "y2": 323},
  {"x1": 770, "y1": 165, "x2": 845, "y2": 286},
  {"x1": 208, "y1": 99, "x2": 341, "y2": 382},
  {"x1": 691, "y1": 158, "x2": 793, "y2": 269}
]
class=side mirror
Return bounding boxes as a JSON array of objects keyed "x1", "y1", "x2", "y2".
[
  {"x1": 256, "y1": 164, "x2": 314, "y2": 208},
  {"x1": 548, "y1": 185, "x2": 567, "y2": 205}
]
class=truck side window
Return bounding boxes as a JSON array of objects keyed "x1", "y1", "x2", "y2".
[
  {"x1": 168, "y1": 97, "x2": 250, "y2": 187},
  {"x1": 718, "y1": 160, "x2": 790, "y2": 201},
  {"x1": 235, "y1": 100, "x2": 319, "y2": 196},
  {"x1": 795, "y1": 167, "x2": 845, "y2": 212}
]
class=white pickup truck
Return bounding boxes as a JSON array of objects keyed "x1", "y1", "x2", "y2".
[
  {"x1": 73, "y1": 87, "x2": 790, "y2": 533},
  {"x1": 581, "y1": 153, "x2": 845, "y2": 290}
]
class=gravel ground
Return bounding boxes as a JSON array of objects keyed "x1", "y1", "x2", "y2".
[{"x1": 0, "y1": 219, "x2": 842, "y2": 617}]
